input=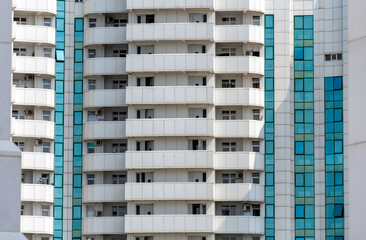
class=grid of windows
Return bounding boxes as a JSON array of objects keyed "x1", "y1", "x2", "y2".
[
  {"x1": 53, "y1": 1, "x2": 65, "y2": 239},
  {"x1": 264, "y1": 15, "x2": 275, "y2": 240},
  {"x1": 294, "y1": 15, "x2": 315, "y2": 240},
  {"x1": 72, "y1": 18, "x2": 84, "y2": 239},
  {"x1": 324, "y1": 77, "x2": 344, "y2": 239}
]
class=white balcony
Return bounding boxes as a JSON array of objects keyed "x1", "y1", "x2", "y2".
[
  {"x1": 215, "y1": 152, "x2": 264, "y2": 170},
  {"x1": 84, "y1": 27, "x2": 126, "y2": 46},
  {"x1": 126, "y1": 118, "x2": 214, "y2": 137},
  {"x1": 15, "y1": 0, "x2": 57, "y2": 15},
  {"x1": 214, "y1": 120, "x2": 264, "y2": 138},
  {"x1": 127, "y1": 23, "x2": 214, "y2": 42},
  {"x1": 21, "y1": 184, "x2": 54, "y2": 203},
  {"x1": 215, "y1": 88, "x2": 264, "y2": 107},
  {"x1": 84, "y1": 0, "x2": 127, "y2": 15},
  {"x1": 83, "y1": 121, "x2": 126, "y2": 140},
  {"x1": 126, "y1": 54, "x2": 214, "y2": 73},
  {"x1": 215, "y1": 183, "x2": 264, "y2": 201},
  {"x1": 83, "y1": 153, "x2": 126, "y2": 172},
  {"x1": 13, "y1": 0, "x2": 17, "y2": 9},
  {"x1": 126, "y1": 86, "x2": 214, "y2": 105},
  {"x1": 125, "y1": 183, "x2": 214, "y2": 201},
  {"x1": 12, "y1": 53, "x2": 16, "y2": 72},
  {"x1": 83, "y1": 184, "x2": 125, "y2": 203},
  {"x1": 13, "y1": 87, "x2": 55, "y2": 108},
  {"x1": 125, "y1": 215, "x2": 214, "y2": 233},
  {"x1": 82, "y1": 217, "x2": 125, "y2": 235},
  {"x1": 215, "y1": 56, "x2": 264, "y2": 75},
  {"x1": 14, "y1": 56, "x2": 55, "y2": 76},
  {"x1": 214, "y1": 0, "x2": 265, "y2": 13},
  {"x1": 21, "y1": 152, "x2": 54, "y2": 171},
  {"x1": 12, "y1": 119, "x2": 55, "y2": 140},
  {"x1": 20, "y1": 216, "x2": 54, "y2": 235},
  {"x1": 127, "y1": 0, "x2": 214, "y2": 10},
  {"x1": 84, "y1": 57, "x2": 126, "y2": 76},
  {"x1": 214, "y1": 216, "x2": 264, "y2": 234},
  {"x1": 84, "y1": 89, "x2": 126, "y2": 108},
  {"x1": 215, "y1": 25, "x2": 264, "y2": 44},
  {"x1": 125, "y1": 150, "x2": 214, "y2": 169},
  {"x1": 12, "y1": 22, "x2": 17, "y2": 40},
  {"x1": 15, "y1": 25, "x2": 56, "y2": 45}
]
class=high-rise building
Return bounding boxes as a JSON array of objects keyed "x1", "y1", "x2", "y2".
[{"x1": 7, "y1": 0, "x2": 353, "y2": 240}]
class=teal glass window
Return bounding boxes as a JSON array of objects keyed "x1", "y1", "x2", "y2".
[
  {"x1": 56, "y1": 50, "x2": 65, "y2": 61},
  {"x1": 296, "y1": 205, "x2": 305, "y2": 218},
  {"x1": 295, "y1": 48, "x2": 304, "y2": 60},
  {"x1": 334, "y1": 205, "x2": 343, "y2": 217}
]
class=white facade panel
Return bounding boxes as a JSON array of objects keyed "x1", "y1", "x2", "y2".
[
  {"x1": 215, "y1": 25, "x2": 264, "y2": 44},
  {"x1": 15, "y1": 25, "x2": 56, "y2": 45},
  {"x1": 82, "y1": 217, "x2": 125, "y2": 235},
  {"x1": 21, "y1": 152, "x2": 54, "y2": 171},
  {"x1": 21, "y1": 184, "x2": 54, "y2": 203},
  {"x1": 84, "y1": 0, "x2": 127, "y2": 15},
  {"x1": 83, "y1": 153, "x2": 126, "y2": 172},
  {"x1": 214, "y1": 0, "x2": 265, "y2": 12},
  {"x1": 13, "y1": 87, "x2": 55, "y2": 108},
  {"x1": 214, "y1": 216, "x2": 264, "y2": 234},
  {"x1": 215, "y1": 88, "x2": 264, "y2": 107},
  {"x1": 84, "y1": 27, "x2": 127, "y2": 46},
  {"x1": 14, "y1": 57, "x2": 55, "y2": 76},
  {"x1": 126, "y1": 0, "x2": 214, "y2": 10},
  {"x1": 214, "y1": 120, "x2": 264, "y2": 138},
  {"x1": 82, "y1": 184, "x2": 125, "y2": 203},
  {"x1": 15, "y1": 0, "x2": 56, "y2": 15},
  {"x1": 83, "y1": 89, "x2": 126, "y2": 108},
  {"x1": 84, "y1": 58, "x2": 127, "y2": 76},
  {"x1": 12, "y1": 119, "x2": 55, "y2": 140},
  {"x1": 83, "y1": 121, "x2": 126, "y2": 140},
  {"x1": 214, "y1": 183, "x2": 264, "y2": 201},
  {"x1": 20, "y1": 216, "x2": 54, "y2": 235},
  {"x1": 214, "y1": 152, "x2": 264, "y2": 170},
  {"x1": 215, "y1": 56, "x2": 264, "y2": 75}
]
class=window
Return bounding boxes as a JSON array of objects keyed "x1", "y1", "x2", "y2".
[
  {"x1": 112, "y1": 80, "x2": 127, "y2": 89},
  {"x1": 334, "y1": 204, "x2": 344, "y2": 217},
  {"x1": 222, "y1": 238, "x2": 236, "y2": 240},
  {"x1": 12, "y1": 110, "x2": 18, "y2": 119},
  {"x1": 44, "y1": 48, "x2": 52, "y2": 58},
  {"x1": 41, "y1": 237, "x2": 50, "y2": 240},
  {"x1": 222, "y1": 142, "x2": 236, "y2": 152},
  {"x1": 21, "y1": 205, "x2": 24, "y2": 215},
  {"x1": 222, "y1": 79, "x2": 236, "y2": 88},
  {"x1": 252, "y1": 204, "x2": 260, "y2": 216},
  {"x1": 112, "y1": 143, "x2": 127, "y2": 153},
  {"x1": 88, "y1": 80, "x2": 96, "y2": 90},
  {"x1": 113, "y1": 112, "x2": 127, "y2": 121},
  {"x1": 252, "y1": 237, "x2": 260, "y2": 240},
  {"x1": 14, "y1": 142, "x2": 25, "y2": 151},
  {"x1": 252, "y1": 141, "x2": 260, "y2": 152},
  {"x1": 42, "y1": 205, "x2": 50, "y2": 216},
  {"x1": 87, "y1": 143, "x2": 95, "y2": 154},
  {"x1": 14, "y1": 17, "x2": 26, "y2": 25},
  {"x1": 253, "y1": 109, "x2": 260, "y2": 120},
  {"x1": 252, "y1": 78, "x2": 260, "y2": 88},
  {"x1": 43, "y1": 142, "x2": 50, "y2": 153},
  {"x1": 252, "y1": 172, "x2": 260, "y2": 184},
  {"x1": 87, "y1": 174, "x2": 95, "y2": 185},
  {"x1": 89, "y1": 18, "x2": 96, "y2": 28},
  {"x1": 43, "y1": 79, "x2": 51, "y2": 89},
  {"x1": 75, "y1": 0, "x2": 83, "y2": 2},
  {"x1": 222, "y1": 205, "x2": 236, "y2": 215},
  {"x1": 218, "y1": 48, "x2": 236, "y2": 56},
  {"x1": 112, "y1": 206, "x2": 126, "y2": 216},
  {"x1": 13, "y1": 48, "x2": 26, "y2": 56},
  {"x1": 113, "y1": 49, "x2": 127, "y2": 57},
  {"x1": 43, "y1": 110, "x2": 51, "y2": 121},
  {"x1": 222, "y1": 17, "x2": 236, "y2": 25},
  {"x1": 222, "y1": 110, "x2": 236, "y2": 120},
  {"x1": 44, "y1": 18, "x2": 51, "y2": 27},
  {"x1": 253, "y1": 16, "x2": 261, "y2": 25},
  {"x1": 113, "y1": 18, "x2": 127, "y2": 27},
  {"x1": 112, "y1": 174, "x2": 126, "y2": 184},
  {"x1": 222, "y1": 173, "x2": 236, "y2": 183},
  {"x1": 88, "y1": 49, "x2": 96, "y2": 58},
  {"x1": 87, "y1": 111, "x2": 96, "y2": 122},
  {"x1": 325, "y1": 53, "x2": 343, "y2": 61}
]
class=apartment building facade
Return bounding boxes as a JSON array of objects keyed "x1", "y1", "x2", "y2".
[{"x1": 9, "y1": 0, "x2": 348, "y2": 240}]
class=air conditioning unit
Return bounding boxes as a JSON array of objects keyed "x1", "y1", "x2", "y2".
[
  {"x1": 243, "y1": 204, "x2": 251, "y2": 212},
  {"x1": 24, "y1": 110, "x2": 33, "y2": 115},
  {"x1": 245, "y1": 51, "x2": 251, "y2": 56},
  {"x1": 34, "y1": 139, "x2": 43, "y2": 146},
  {"x1": 237, "y1": 173, "x2": 243, "y2": 178},
  {"x1": 95, "y1": 140, "x2": 102, "y2": 146},
  {"x1": 96, "y1": 211, "x2": 102, "y2": 217},
  {"x1": 107, "y1": 17, "x2": 114, "y2": 23},
  {"x1": 96, "y1": 109, "x2": 103, "y2": 116},
  {"x1": 25, "y1": 74, "x2": 34, "y2": 80}
]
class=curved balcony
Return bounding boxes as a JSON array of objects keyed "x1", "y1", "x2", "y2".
[
  {"x1": 214, "y1": 0, "x2": 265, "y2": 13},
  {"x1": 15, "y1": 25, "x2": 56, "y2": 45},
  {"x1": 125, "y1": 150, "x2": 214, "y2": 169},
  {"x1": 84, "y1": 0, "x2": 127, "y2": 15},
  {"x1": 21, "y1": 184, "x2": 54, "y2": 203},
  {"x1": 20, "y1": 216, "x2": 54, "y2": 235},
  {"x1": 21, "y1": 152, "x2": 54, "y2": 171},
  {"x1": 13, "y1": 0, "x2": 17, "y2": 9},
  {"x1": 12, "y1": 53, "x2": 16, "y2": 72},
  {"x1": 127, "y1": 0, "x2": 214, "y2": 10},
  {"x1": 125, "y1": 183, "x2": 214, "y2": 201},
  {"x1": 13, "y1": 87, "x2": 55, "y2": 108},
  {"x1": 215, "y1": 25, "x2": 264, "y2": 44},
  {"x1": 82, "y1": 217, "x2": 125, "y2": 235},
  {"x1": 126, "y1": 54, "x2": 214, "y2": 73},
  {"x1": 125, "y1": 215, "x2": 214, "y2": 233},
  {"x1": 126, "y1": 118, "x2": 214, "y2": 137},
  {"x1": 215, "y1": 56, "x2": 264, "y2": 75},
  {"x1": 215, "y1": 183, "x2": 264, "y2": 202},
  {"x1": 14, "y1": 56, "x2": 55, "y2": 76},
  {"x1": 15, "y1": 0, "x2": 57, "y2": 15},
  {"x1": 215, "y1": 152, "x2": 264, "y2": 170},
  {"x1": 83, "y1": 121, "x2": 126, "y2": 140},
  {"x1": 127, "y1": 23, "x2": 214, "y2": 42},
  {"x1": 12, "y1": 119, "x2": 55, "y2": 140},
  {"x1": 215, "y1": 216, "x2": 264, "y2": 234},
  {"x1": 215, "y1": 88, "x2": 264, "y2": 107},
  {"x1": 214, "y1": 120, "x2": 264, "y2": 138},
  {"x1": 83, "y1": 153, "x2": 126, "y2": 172},
  {"x1": 84, "y1": 89, "x2": 126, "y2": 108},
  {"x1": 83, "y1": 184, "x2": 125, "y2": 203},
  {"x1": 126, "y1": 86, "x2": 214, "y2": 105},
  {"x1": 12, "y1": 22, "x2": 17, "y2": 40},
  {"x1": 84, "y1": 27, "x2": 126, "y2": 46},
  {"x1": 84, "y1": 57, "x2": 126, "y2": 76}
]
